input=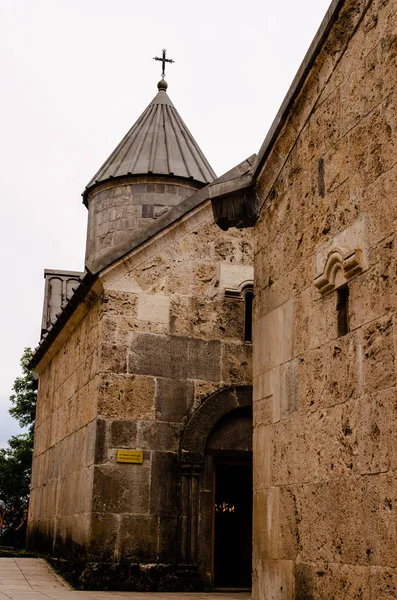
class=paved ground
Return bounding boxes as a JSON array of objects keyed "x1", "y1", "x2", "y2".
[{"x1": 0, "y1": 559, "x2": 251, "y2": 600}]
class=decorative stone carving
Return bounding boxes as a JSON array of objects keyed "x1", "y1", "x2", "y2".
[
  {"x1": 179, "y1": 385, "x2": 252, "y2": 463},
  {"x1": 41, "y1": 269, "x2": 83, "y2": 334},
  {"x1": 314, "y1": 246, "x2": 362, "y2": 295},
  {"x1": 224, "y1": 280, "x2": 254, "y2": 300},
  {"x1": 179, "y1": 463, "x2": 201, "y2": 566}
]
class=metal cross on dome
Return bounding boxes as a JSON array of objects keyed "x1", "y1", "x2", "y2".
[{"x1": 153, "y1": 49, "x2": 175, "y2": 79}]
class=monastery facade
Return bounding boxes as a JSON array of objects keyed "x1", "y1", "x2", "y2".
[
  {"x1": 29, "y1": 79, "x2": 254, "y2": 590},
  {"x1": 212, "y1": 0, "x2": 397, "y2": 596},
  {"x1": 30, "y1": 0, "x2": 397, "y2": 597}
]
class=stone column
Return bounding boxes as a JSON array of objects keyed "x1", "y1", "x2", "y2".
[{"x1": 179, "y1": 462, "x2": 202, "y2": 566}]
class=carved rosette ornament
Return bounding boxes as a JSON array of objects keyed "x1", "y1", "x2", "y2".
[{"x1": 314, "y1": 246, "x2": 362, "y2": 295}]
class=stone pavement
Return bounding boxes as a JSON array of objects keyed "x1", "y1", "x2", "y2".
[{"x1": 0, "y1": 559, "x2": 251, "y2": 600}]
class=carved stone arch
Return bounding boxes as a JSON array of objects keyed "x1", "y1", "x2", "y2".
[
  {"x1": 241, "y1": 281, "x2": 254, "y2": 295},
  {"x1": 314, "y1": 246, "x2": 362, "y2": 295},
  {"x1": 179, "y1": 384, "x2": 253, "y2": 465},
  {"x1": 178, "y1": 384, "x2": 252, "y2": 577},
  {"x1": 225, "y1": 280, "x2": 254, "y2": 300}
]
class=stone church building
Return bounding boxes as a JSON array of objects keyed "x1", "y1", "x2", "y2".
[
  {"x1": 29, "y1": 76, "x2": 254, "y2": 589},
  {"x1": 30, "y1": 0, "x2": 397, "y2": 597}
]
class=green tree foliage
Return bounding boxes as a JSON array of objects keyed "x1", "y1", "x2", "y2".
[
  {"x1": 9, "y1": 348, "x2": 37, "y2": 431},
  {"x1": 0, "y1": 433, "x2": 33, "y2": 507},
  {"x1": 0, "y1": 348, "x2": 37, "y2": 507}
]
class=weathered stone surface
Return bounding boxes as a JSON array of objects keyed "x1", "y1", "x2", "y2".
[
  {"x1": 247, "y1": 0, "x2": 397, "y2": 597},
  {"x1": 31, "y1": 189, "x2": 254, "y2": 588},
  {"x1": 253, "y1": 559, "x2": 293, "y2": 600},
  {"x1": 219, "y1": 262, "x2": 254, "y2": 290},
  {"x1": 254, "y1": 299, "x2": 294, "y2": 377},
  {"x1": 109, "y1": 419, "x2": 138, "y2": 448},
  {"x1": 370, "y1": 566, "x2": 397, "y2": 598},
  {"x1": 361, "y1": 314, "x2": 395, "y2": 394},
  {"x1": 92, "y1": 464, "x2": 150, "y2": 514},
  {"x1": 207, "y1": 407, "x2": 252, "y2": 452},
  {"x1": 101, "y1": 315, "x2": 134, "y2": 347},
  {"x1": 155, "y1": 377, "x2": 194, "y2": 422},
  {"x1": 221, "y1": 341, "x2": 252, "y2": 385},
  {"x1": 180, "y1": 385, "x2": 252, "y2": 460},
  {"x1": 193, "y1": 380, "x2": 221, "y2": 409},
  {"x1": 253, "y1": 487, "x2": 279, "y2": 560},
  {"x1": 129, "y1": 332, "x2": 221, "y2": 381},
  {"x1": 296, "y1": 563, "x2": 371, "y2": 600},
  {"x1": 90, "y1": 513, "x2": 119, "y2": 560},
  {"x1": 297, "y1": 334, "x2": 359, "y2": 414},
  {"x1": 137, "y1": 293, "x2": 170, "y2": 324},
  {"x1": 101, "y1": 290, "x2": 137, "y2": 318},
  {"x1": 158, "y1": 516, "x2": 179, "y2": 562},
  {"x1": 100, "y1": 343, "x2": 127, "y2": 374},
  {"x1": 137, "y1": 421, "x2": 182, "y2": 452},
  {"x1": 94, "y1": 418, "x2": 107, "y2": 464},
  {"x1": 29, "y1": 299, "x2": 100, "y2": 555},
  {"x1": 98, "y1": 373, "x2": 155, "y2": 420},
  {"x1": 170, "y1": 296, "x2": 245, "y2": 340},
  {"x1": 119, "y1": 514, "x2": 158, "y2": 561},
  {"x1": 85, "y1": 178, "x2": 200, "y2": 273},
  {"x1": 150, "y1": 452, "x2": 179, "y2": 516}
]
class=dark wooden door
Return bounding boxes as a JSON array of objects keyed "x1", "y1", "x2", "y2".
[{"x1": 213, "y1": 461, "x2": 252, "y2": 587}]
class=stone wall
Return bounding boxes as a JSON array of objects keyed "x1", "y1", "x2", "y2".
[
  {"x1": 28, "y1": 297, "x2": 101, "y2": 556},
  {"x1": 30, "y1": 198, "x2": 253, "y2": 587},
  {"x1": 91, "y1": 201, "x2": 253, "y2": 570},
  {"x1": 252, "y1": 0, "x2": 397, "y2": 597},
  {"x1": 85, "y1": 176, "x2": 200, "y2": 272}
]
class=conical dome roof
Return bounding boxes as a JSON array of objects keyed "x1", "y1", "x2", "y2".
[{"x1": 84, "y1": 81, "x2": 216, "y2": 202}]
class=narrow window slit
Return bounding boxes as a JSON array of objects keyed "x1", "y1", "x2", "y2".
[
  {"x1": 337, "y1": 285, "x2": 349, "y2": 337},
  {"x1": 244, "y1": 290, "x2": 253, "y2": 343}
]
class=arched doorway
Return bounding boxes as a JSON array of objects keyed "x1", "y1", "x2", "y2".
[
  {"x1": 179, "y1": 385, "x2": 252, "y2": 588},
  {"x1": 208, "y1": 409, "x2": 252, "y2": 588}
]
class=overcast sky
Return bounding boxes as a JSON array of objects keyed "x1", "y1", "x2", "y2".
[{"x1": 0, "y1": 0, "x2": 331, "y2": 447}]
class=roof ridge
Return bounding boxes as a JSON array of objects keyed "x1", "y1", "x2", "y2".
[
  {"x1": 115, "y1": 106, "x2": 153, "y2": 177},
  {"x1": 172, "y1": 109, "x2": 213, "y2": 181},
  {"x1": 148, "y1": 105, "x2": 162, "y2": 173},
  {"x1": 167, "y1": 104, "x2": 192, "y2": 178}
]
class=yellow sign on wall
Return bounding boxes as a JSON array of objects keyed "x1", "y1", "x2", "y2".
[{"x1": 116, "y1": 450, "x2": 144, "y2": 464}]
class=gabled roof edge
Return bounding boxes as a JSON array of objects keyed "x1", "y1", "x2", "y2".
[{"x1": 29, "y1": 155, "x2": 256, "y2": 371}]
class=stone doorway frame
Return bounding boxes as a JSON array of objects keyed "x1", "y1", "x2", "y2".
[{"x1": 178, "y1": 385, "x2": 252, "y2": 583}]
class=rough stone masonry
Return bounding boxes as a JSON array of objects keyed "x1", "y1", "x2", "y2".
[
  {"x1": 211, "y1": 0, "x2": 397, "y2": 597},
  {"x1": 28, "y1": 80, "x2": 254, "y2": 590},
  {"x1": 28, "y1": 0, "x2": 397, "y2": 595}
]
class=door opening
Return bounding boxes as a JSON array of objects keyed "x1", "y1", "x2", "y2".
[{"x1": 213, "y1": 460, "x2": 252, "y2": 588}]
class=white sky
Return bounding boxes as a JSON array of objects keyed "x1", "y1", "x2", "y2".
[{"x1": 0, "y1": 0, "x2": 331, "y2": 447}]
